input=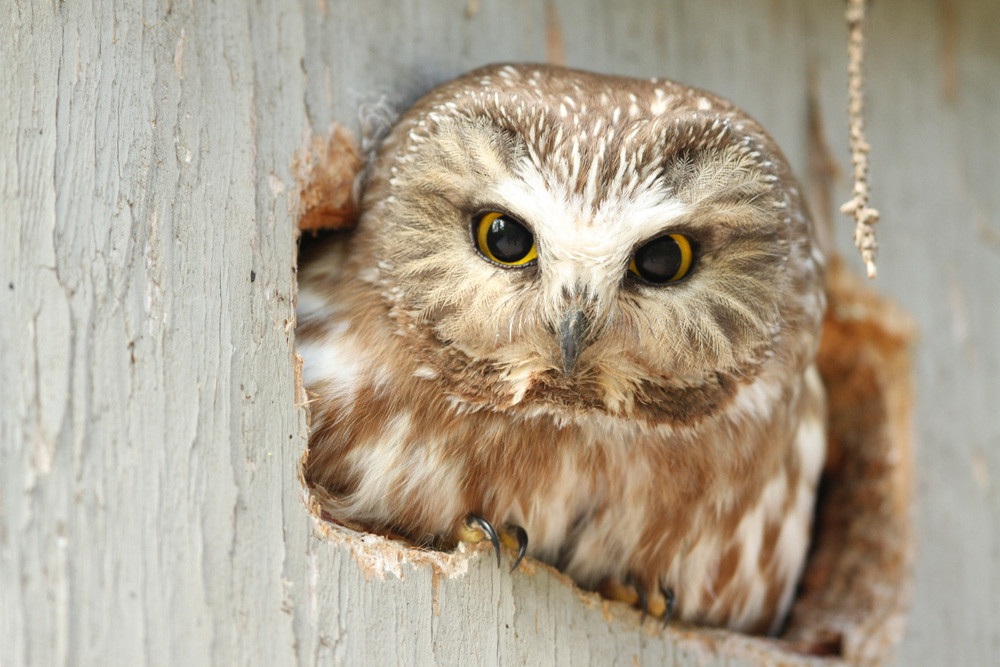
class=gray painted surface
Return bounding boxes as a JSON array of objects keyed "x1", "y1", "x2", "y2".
[{"x1": 2, "y1": 0, "x2": 996, "y2": 664}]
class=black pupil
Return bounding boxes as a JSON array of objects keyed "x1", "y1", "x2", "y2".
[
  {"x1": 634, "y1": 236, "x2": 683, "y2": 283},
  {"x1": 486, "y1": 216, "x2": 533, "y2": 262}
]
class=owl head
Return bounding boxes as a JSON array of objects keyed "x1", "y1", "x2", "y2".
[{"x1": 348, "y1": 64, "x2": 824, "y2": 425}]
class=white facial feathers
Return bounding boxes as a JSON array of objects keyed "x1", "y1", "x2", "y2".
[{"x1": 492, "y1": 164, "x2": 690, "y2": 315}]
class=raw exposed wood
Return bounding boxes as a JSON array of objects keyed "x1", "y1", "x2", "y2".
[
  {"x1": 546, "y1": 0, "x2": 567, "y2": 66},
  {"x1": 783, "y1": 260, "x2": 915, "y2": 664},
  {"x1": 295, "y1": 124, "x2": 363, "y2": 233}
]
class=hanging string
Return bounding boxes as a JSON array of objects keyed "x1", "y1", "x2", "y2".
[{"x1": 841, "y1": 0, "x2": 880, "y2": 279}]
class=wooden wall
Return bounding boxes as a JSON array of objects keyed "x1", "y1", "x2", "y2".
[{"x1": 3, "y1": 0, "x2": 998, "y2": 664}]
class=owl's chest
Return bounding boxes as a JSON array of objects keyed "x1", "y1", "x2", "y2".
[
  {"x1": 307, "y1": 333, "x2": 819, "y2": 631},
  {"x1": 391, "y1": 405, "x2": 727, "y2": 582}
]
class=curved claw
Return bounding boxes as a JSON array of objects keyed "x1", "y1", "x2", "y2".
[
  {"x1": 465, "y1": 514, "x2": 502, "y2": 568},
  {"x1": 508, "y1": 525, "x2": 528, "y2": 573},
  {"x1": 625, "y1": 573, "x2": 650, "y2": 621},
  {"x1": 636, "y1": 585, "x2": 650, "y2": 621},
  {"x1": 659, "y1": 584, "x2": 676, "y2": 626}
]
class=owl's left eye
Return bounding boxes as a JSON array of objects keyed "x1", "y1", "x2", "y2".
[
  {"x1": 629, "y1": 233, "x2": 694, "y2": 284},
  {"x1": 474, "y1": 211, "x2": 537, "y2": 267}
]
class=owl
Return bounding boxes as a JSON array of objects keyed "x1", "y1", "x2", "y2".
[{"x1": 297, "y1": 64, "x2": 826, "y2": 635}]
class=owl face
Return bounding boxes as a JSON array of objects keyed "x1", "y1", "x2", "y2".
[{"x1": 352, "y1": 65, "x2": 821, "y2": 424}]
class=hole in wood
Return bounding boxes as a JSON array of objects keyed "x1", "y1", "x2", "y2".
[{"x1": 291, "y1": 125, "x2": 914, "y2": 664}]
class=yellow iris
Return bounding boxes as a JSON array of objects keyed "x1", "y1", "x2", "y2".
[
  {"x1": 476, "y1": 212, "x2": 537, "y2": 266},
  {"x1": 629, "y1": 233, "x2": 693, "y2": 283}
]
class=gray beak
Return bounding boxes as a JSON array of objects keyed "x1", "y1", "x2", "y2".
[{"x1": 559, "y1": 307, "x2": 589, "y2": 376}]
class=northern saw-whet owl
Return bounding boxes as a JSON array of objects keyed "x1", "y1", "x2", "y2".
[{"x1": 297, "y1": 64, "x2": 826, "y2": 634}]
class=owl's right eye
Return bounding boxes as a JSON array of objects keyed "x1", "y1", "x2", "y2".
[{"x1": 474, "y1": 212, "x2": 538, "y2": 267}]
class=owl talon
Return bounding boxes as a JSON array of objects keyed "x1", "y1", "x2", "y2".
[
  {"x1": 659, "y1": 584, "x2": 676, "y2": 626},
  {"x1": 461, "y1": 514, "x2": 502, "y2": 567},
  {"x1": 599, "y1": 574, "x2": 675, "y2": 624},
  {"x1": 626, "y1": 573, "x2": 651, "y2": 620},
  {"x1": 506, "y1": 525, "x2": 528, "y2": 572},
  {"x1": 644, "y1": 582, "x2": 675, "y2": 623}
]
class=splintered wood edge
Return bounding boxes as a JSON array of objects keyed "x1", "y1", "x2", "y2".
[
  {"x1": 293, "y1": 122, "x2": 363, "y2": 233},
  {"x1": 291, "y1": 129, "x2": 915, "y2": 664}
]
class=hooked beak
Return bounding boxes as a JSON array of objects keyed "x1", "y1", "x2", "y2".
[{"x1": 559, "y1": 307, "x2": 589, "y2": 376}]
